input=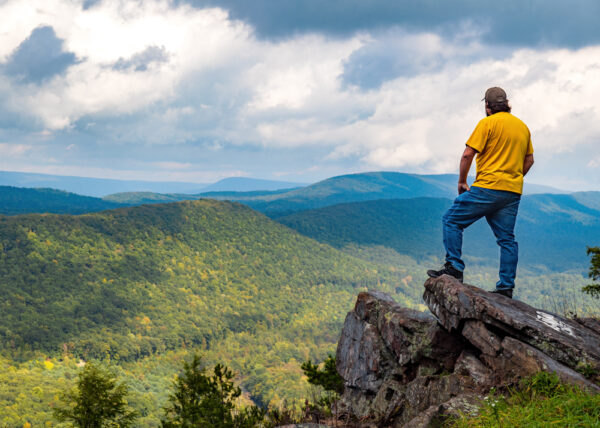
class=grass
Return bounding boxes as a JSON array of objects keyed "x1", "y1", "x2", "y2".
[{"x1": 449, "y1": 372, "x2": 600, "y2": 427}]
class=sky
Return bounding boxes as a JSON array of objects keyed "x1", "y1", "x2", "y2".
[{"x1": 1, "y1": 0, "x2": 600, "y2": 189}]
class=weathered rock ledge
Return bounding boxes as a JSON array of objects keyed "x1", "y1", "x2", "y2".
[{"x1": 335, "y1": 276, "x2": 600, "y2": 427}]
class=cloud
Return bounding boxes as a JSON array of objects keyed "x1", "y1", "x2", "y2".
[
  {"x1": 2, "y1": 26, "x2": 78, "y2": 84},
  {"x1": 341, "y1": 26, "x2": 495, "y2": 89},
  {"x1": 0, "y1": 0, "x2": 253, "y2": 130},
  {"x1": 185, "y1": 0, "x2": 600, "y2": 48},
  {"x1": 113, "y1": 45, "x2": 169, "y2": 72},
  {"x1": 0, "y1": 0, "x2": 599, "y2": 189}
]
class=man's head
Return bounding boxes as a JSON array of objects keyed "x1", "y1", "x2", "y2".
[{"x1": 483, "y1": 86, "x2": 511, "y2": 115}]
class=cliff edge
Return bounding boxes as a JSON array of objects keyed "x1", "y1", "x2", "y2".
[{"x1": 335, "y1": 275, "x2": 600, "y2": 427}]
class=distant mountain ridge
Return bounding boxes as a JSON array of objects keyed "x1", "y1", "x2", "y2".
[
  {"x1": 0, "y1": 186, "x2": 124, "y2": 215},
  {"x1": 2, "y1": 170, "x2": 568, "y2": 209},
  {"x1": 0, "y1": 171, "x2": 207, "y2": 197},
  {"x1": 278, "y1": 193, "x2": 600, "y2": 271},
  {"x1": 102, "y1": 188, "x2": 298, "y2": 206},
  {"x1": 201, "y1": 177, "x2": 306, "y2": 192},
  {"x1": 0, "y1": 171, "x2": 306, "y2": 197},
  {"x1": 1, "y1": 171, "x2": 581, "y2": 223},
  {"x1": 98, "y1": 172, "x2": 465, "y2": 214},
  {"x1": 240, "y1": 172, "x2": 569, "y2": 217}
]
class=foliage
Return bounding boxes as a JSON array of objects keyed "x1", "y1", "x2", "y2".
[
  {"x1": 103, "y1": 188, "x2": 294, "y2": 205},
  {"x1": 582, "y1": 246, "x2": 600, "y2": 298},
  {"x1": 265, "y1": 405, "x2": 302, "y2": 426},
  {"x1": 3, "y1": 192, "x2": 598, "y2": 425},
  {"x1": 576, "y1": 362, "x2": 598, "y2": 381},
  {"x1": 0, "y1": 355, "x2": 75, "y2": 427},
  {"x1": 0, "y1": 199, "x2": 414, "y2": 421},
  {"x1": 0, "y1": 186, "x2": 122, "y2": 215},
  {"x1": 278, "y1": 195, "x2": 600, "y2": 271},
  {"x1": 53, "y1": 362, "x2": 137, "y2": 427},
  {"x1": 301, "y1": 355, "x2": 343, "y2": 394},
  {"x1": 300, "y1": 355, "x2": 343, "y2": 421},
  {"x1": 0, "y1": 198, "x2": 410, "y2": 359},
  {"x1": 242, "y1": 171, "x2": 459, "y2": 217},
  {"x1": 449, "y1": 372, "x2": 600, "y2": 427},
  {"x1": 161, "y1": 354, "x2": 266, "y2": 427},
  {"x1": 102, "y1": 192, "x2": 190, "y2": 205}
]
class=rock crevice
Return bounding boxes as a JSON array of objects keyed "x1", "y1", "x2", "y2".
[{"x1": 335, "y1": 276, "x2": 600, "y2": 427}]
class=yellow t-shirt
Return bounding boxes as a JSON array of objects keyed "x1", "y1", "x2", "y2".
[{"x1": 466, "y1": 112, "x2": 533, "y2": 194}]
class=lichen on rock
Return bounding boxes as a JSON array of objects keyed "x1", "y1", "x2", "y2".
[{"x1": 334, "y1": 276, "x2": 600, "y2": 427}]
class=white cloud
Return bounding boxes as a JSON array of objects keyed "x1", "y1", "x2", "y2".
[
  {"x1": 0, "y1": 0, "x2": 252, "y2": 130},
  {"x1": 0, "y1": 0, "x2": 599, "y2": 188}
]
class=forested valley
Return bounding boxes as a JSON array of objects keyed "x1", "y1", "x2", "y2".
[
  {"x1": 0, "y1": 199, "x2": 419, "y2": 426},
  {"x1": 0, "y1": 194, "x2": 597, "y2": 425}
]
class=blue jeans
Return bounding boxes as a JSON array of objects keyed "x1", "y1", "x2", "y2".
[{"x1": 442, "y1": 186, "x2": 521, "y2": 290}]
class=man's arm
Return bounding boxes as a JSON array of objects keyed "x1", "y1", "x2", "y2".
[
  {"x1": 523, "y1": 154, "x2": 534, "y2": 176},
  {"x1": 458, "y1": 146, "x2": 477, "y2": 194}
]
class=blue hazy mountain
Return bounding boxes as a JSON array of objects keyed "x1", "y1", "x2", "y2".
[
  {"x1": 101, "y1": 172, "x2": 567, "y2": 214},
  {"x1": 572, "y1": 191, "x2": 600, "y2": 211},
  {"x1": 0, "y1": 186, "x2": 124, "y2": 215},
  {"x1": 278, "y1": 193, "x2": 600, "y2": 271},
  {"x1": 2, "y1": 170, "x2": 578, "y2": 222},
  {"x1": 241, "y1": 172, "x2": 568, "y2": 217},
  {"x1": 0, "y1": 171, "x2": 309, "y2": 198},
  {"x1": 0, "y1": 171, "x2": 207, "y2": 197},
  {"x1": 199, "y1": 177, "x2": 307, "y2": 192},
  {"x1": 102, "y1": 188, "x2": 297, "y2": 206}
]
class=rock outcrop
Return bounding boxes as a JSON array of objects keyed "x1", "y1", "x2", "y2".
[{"x1": 335, "y1": 276, "x2": 600, "y2": 427}]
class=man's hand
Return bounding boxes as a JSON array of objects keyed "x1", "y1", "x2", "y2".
[{"x1": 458, "y1": 146, "x2": 477, "y2": 194}]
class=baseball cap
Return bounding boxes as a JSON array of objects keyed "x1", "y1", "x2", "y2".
[{"x1": 483, "y1": 87, "x2": 507, "y2": 103}]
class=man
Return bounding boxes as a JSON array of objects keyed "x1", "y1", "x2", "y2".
[{"x1": 427, "y1": 87, "x2": 534, "y2": 299}]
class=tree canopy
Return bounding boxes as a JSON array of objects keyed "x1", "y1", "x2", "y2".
[{"x1": 53, "y1": 362, "x2": 137, "y2": 427}]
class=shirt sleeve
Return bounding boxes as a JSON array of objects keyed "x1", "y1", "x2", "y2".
[
  {"x1": 465, "y1": 119, "x2": 489, "y2": 153},
  {"x1": 526, "y1": 131, "x2": 534, "y2": 155}
]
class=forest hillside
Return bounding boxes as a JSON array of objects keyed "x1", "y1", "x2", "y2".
[{"x1": 0, "y1": 199, "x2": 417, "y2": 424}]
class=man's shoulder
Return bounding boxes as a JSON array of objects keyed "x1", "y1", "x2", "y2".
[{"x1": 488, "y1": 112, "x2": 530, "y2": 131}]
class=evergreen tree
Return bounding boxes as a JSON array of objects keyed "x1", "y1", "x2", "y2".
[
  {"x1": 582, "y1": 247, "x2": 600, "y2": 298},
  {"x1": 301, "y1": 354, "x2": 344, "y2": 419},
  {"x1": 301, "y1": 354, "x2": 343, "y2": 394},
  {"x1": 53, "y1": 363, "x2": 137, "y2": 428},
  {"x1": 161, "y1": 354, "x2": 265, "y2": 427}
]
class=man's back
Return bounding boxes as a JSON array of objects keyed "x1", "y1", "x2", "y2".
[
  {"x1": 427, "y1": 87, "x2": 535, "y2": 298},
  {"x1": 466, "y1": 112, "x2": 533, "y2": 194}
]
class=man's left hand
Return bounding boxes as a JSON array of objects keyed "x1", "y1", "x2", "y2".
[{"x1": 458, "y1": 182, "x2": 470, "y2": 194}]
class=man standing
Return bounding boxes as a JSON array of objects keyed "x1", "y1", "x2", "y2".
[{"x1": 427, "y1": 87, "x2": 534, "y2": 299}]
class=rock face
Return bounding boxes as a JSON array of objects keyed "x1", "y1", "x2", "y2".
[{"x1": 335, "y1": 277, "x2": 600, "y2": 427}]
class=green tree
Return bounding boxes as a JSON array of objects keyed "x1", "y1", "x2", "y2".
[
  {"x1": 582, "y1": 247, "x2": 600, "y2": 298},
  {"x1": 161, "y1": 354, "x2": 265, "y2": 427},
  {"x1": 301, "y1": 354, "x2": 344, "y2": 420},
  {"x1": 53, "y1": 363, "x2": 137, "y2": 428},
  {"x1": 301, "y1": 355, "x2": 343, "y2": 394}
]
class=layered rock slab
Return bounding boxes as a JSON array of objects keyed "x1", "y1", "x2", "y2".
[
  {"x1": 335, "y1": 279, "x2": 600, "y2": 427},
  {"x1": 423, "y1": 275, "x2": 600, "y2": 372},
  {"x1": 336, "y1": 291, "x2": 471, "y2": 426}
]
